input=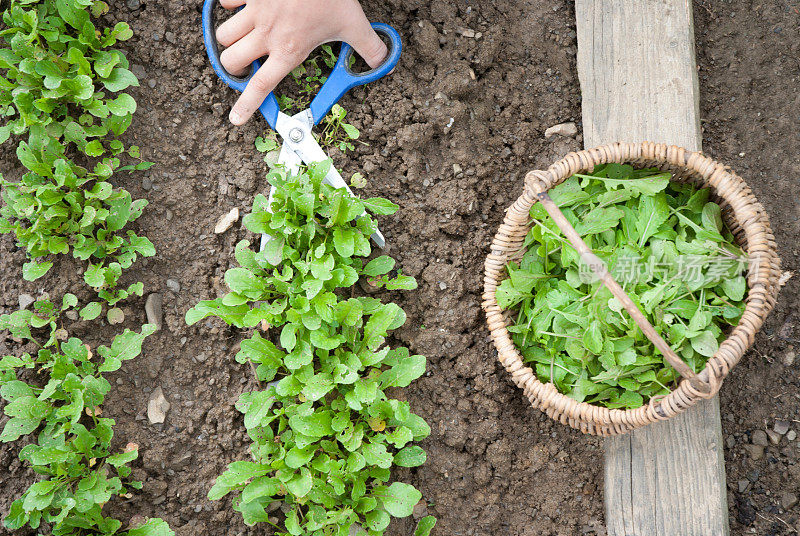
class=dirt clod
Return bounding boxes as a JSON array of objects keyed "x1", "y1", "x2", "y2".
[{"x1": 147, "y1": 386, "x2": 170, "y2": 424}]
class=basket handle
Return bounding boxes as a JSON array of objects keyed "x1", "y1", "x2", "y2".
[{"x1": 535, "y1": 191, "x2": 713, "y2": 395}]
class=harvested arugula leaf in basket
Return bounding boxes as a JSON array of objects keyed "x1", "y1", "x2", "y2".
[{"x1": 497, "y1": 163, "x2": 748, "y2": 409}]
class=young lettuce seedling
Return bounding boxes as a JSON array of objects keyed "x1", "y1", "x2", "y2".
[{"x1": 187, "y1": 161, "x2": 433, "y2": 535}]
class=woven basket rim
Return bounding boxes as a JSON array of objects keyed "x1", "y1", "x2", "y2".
[{"x1": 482, "y1": 141, "x2": 781, "y2": 436}]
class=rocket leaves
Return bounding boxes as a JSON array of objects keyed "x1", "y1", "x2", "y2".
[
  {"x1": 187, "y1": 161, "x2": 431, "y2": 535},
  {"x1": 0, "y1": 0, "x2": 154, "y2": 301},
  {"x1": 501, "y1": 164, "x2": 748, "y2": 409},
  {"x1": 0, "y1": 296, "x2": 171, "y2": 535}
]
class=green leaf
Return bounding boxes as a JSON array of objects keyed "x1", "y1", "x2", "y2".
[
  {"x1": 102, "y1": 67, "x2": 139, "y2": 92},
  {"x1": 575, "y1": 206, "x2": 624, "y2": 236},
  {"x1": 381, "y1": 482, "x2": 422, "y2": 518},
  {"x1": 362, "y1": 442, "x2": 393, "y2": 468},
  {"x1": 636, "y1": 192, "x2": 670, "y2": 245},
  {"x1": 286, "y1": 467, "x2": 313, "y2": 497},
  {"x1": 364, "y1": 256, "x2": 395, "y2": 277},
  {"x1": 0, "y1": 416, "x2": 41, "y2": 442},
  {"x1": 126, "y1": 518, "x2": 175, "y2": 536},
  {"x1": 22, "y1": 260, "x2": 52, "y2": 281},
  {"x1": 333, "y1": 227, "x2": 355, "y2": 257},
  {"x1": 362, "y1": 197, "x2": 398, "y2": 215},
  {"x1": 208, "y1": 461, "x2": 269, "y2": 500},
  {"x1": 721, "y1": 275, "x2": 746, "y2": 301},
  {"x1": 243, "y1": 390, "x2": 274, "y2": 429},
  {"x1": 80, "y1": 302, "x2": 102, "y2": 320},
  {"x1": 107, "y1": 93, "x2": 137, "y2": 116},
  {"x1": 285, "y1": 446, "x2": 315, "y2": 469},
  {"x1": 97, "y1": 324, "x2": 157, "y2": 372},
  {"x1": 394, "y1": 445, "x2": 427, "y2": 467},
  {"x1": 582, "y1": 321, "x2": 603, "y2": 354},
  {"x1": 690, "y1": 331, "x2": 719, "y2": 358},
  {"x1": 1, "y1": 381, "x2": 34, "y2": 402},
  {"x1": 415, "y1": 516, "x2": 437, "y2": 536},
  {"x1": 379, "y1": 354, "x2": 426, "y2": 388},
  {"x1": 289, "y1": 412, "x2": 332, "y2": 438}
]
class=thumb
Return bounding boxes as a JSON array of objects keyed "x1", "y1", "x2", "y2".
[{"x1": 345, "y1": 22, "x2": 388, "y2": 69}]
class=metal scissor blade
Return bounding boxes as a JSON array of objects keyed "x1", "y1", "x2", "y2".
[
  {"x1": 274, "y1": 112, "x2": 387, "y2": 249},
  {"x1": 260, "y1": 112, "x2": 311, "y2": 251}
]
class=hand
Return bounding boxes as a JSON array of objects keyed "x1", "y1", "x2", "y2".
[{"x1": 216, "y1": 0, "x2": 388, "y2": 126}]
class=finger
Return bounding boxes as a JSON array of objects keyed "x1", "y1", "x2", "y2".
[
  {"x1": 230, "y1": 55, "x2": 296, "y2": 125},
  {"x1": 216, "y1": 9, "x2": 253, "y2": 47},
  {"x1": 344, "y1": 21, "x2": 388, "y2": 69},
  {"x1": 220, "y1": 30, "x2": 268, "y2": 77},
  {"x1": 219, "y1": 0, "x2": 245, "y2": 9}
]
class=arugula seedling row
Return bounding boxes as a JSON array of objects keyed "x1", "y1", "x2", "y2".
[
  {"x1": 0, "y1": 297, "x2": 170, "y2": 535},
  {"x1": 187, "y1": 159, "x2": 434, "y2": 536},
  {"x1": 497, "y1": 164, "x2": 748, "y2": 409},
  {"x1": 0, "y1": 0, "x2": 155, "y2": 304},
  {"x1": 0, "y1": 1, "x2": 171, "y2": 534}
]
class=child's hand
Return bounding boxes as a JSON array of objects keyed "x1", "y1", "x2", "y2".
[{"x1": 216, "y1": 0, "x2": 388, "y2": 126}]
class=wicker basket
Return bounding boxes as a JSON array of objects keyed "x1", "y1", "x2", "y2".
[{"x1": 482, "y1": 142, "x2": 782, "y2": 436}]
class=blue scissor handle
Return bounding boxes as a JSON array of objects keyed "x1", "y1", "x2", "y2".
[
  {"x1": 201, "y1": 0, "x2": 401, "y2": 130},
  {"x1": 308, "y1": 23, "x2": 402, "y2": 125},
  {"x1": 201, "y1": 0, "x2": 280, "y2": 128}
]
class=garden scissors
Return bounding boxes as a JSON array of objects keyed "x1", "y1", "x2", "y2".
[{"x1": 201, "y1": 0, "x2": 402, "y2": 250}]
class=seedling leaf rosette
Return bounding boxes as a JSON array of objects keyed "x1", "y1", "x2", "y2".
[
  {"x1": 483, "y1": 142, "x2": 782, "y2": 436},
  {"x1": 187, "y1": 160, "x2": 433, "y2": 535}
]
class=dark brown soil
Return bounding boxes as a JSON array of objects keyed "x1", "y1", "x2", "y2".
[{"x1": 0, "y1": 1, "x2": 797, "y2": 535}]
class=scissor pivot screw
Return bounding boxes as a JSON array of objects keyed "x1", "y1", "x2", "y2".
[{"x1": 289, "y1": 128, "x2": 304, "y2": 142}]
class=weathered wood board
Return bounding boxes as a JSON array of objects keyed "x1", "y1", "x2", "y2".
[{"x1": 574, "y1": 1, "x2": 730, "y2": 535}]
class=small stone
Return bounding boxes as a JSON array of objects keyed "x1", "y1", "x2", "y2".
[
  {"x1": 743, "y1": 444, "x2": 765, "y2": 460},
  {"x1": 782, "y1": 350, "x2": 795, "y2": 366},
  {"x1": 781, "y1": 491, "x2": 798, "y2": 510},
  {"x1": 65, "y1": 310, "x2": 79, "y2": 321},
  {"x1": 412, "y1": 499, "x2": 429, "y2": 520},
  {"x1": 142, "y1": 178, "x2": 153, "y2": 190},
  {"x1": 195, "y1": 353, "x2": 208, "y2": 363},
  {"x1": 438, "y1": 281, "x2": 447, "y2": 290},
  {"x1": 214, "y1": 207, "x2": 239, "y2": 234},
  {"x1": 165, "y1": 31, "x2": 177, "y2": 44},
  {"x1": 144, "y1": 293, "x2": 163, "y2": 331},
  {"x1": 726, "y1": 435, "x2": 736, "y2": 450},
  {"x1": 18, "y1": 293, "x2": 35, "y2": 309},
  {"x1": 267, "y1": 501, "x2": 281, "y2": 513},
  {"x1": 737, "y1": 479, "x2": 750, "y2": 493},
  {"x1": 544, "y1": 122, "x2": 578, "y2": 138},
  {"x1": 787, "y1": 430, "x2": 797, "y2": 441},
  {"x1": 147, "y1": 386, "x2": 170, "y2": 424},
  {"x1": 775, "y1": 420, "x2": 791, "y2": 435},
  {"x1": 452, "y1": 163, "x2": 463, "y2": 175},
  {"x1": 752, "y1": 430, "x2": 769, "y2": 447},
  {"x1": 126, "y1": 0, "x2": 140, "y2": 9},
  {"x1": 147, "y1": 79, "x2": 156, "y2": 89},
  {"x1": 767, "y1": 430, "x2": 782, "y2": 445},
  {"x1": 166, "y1": 279, "x2": 181, "y2": 293}
]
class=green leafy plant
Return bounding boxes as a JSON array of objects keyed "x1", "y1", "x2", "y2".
[
  {"x1": 257, "y1": 45, "x2": 361, "y2": 162},
  {"x1": 0, "y1": 0, "x2": 155, "y2": 293},
  {"x1": 187, "y1": 161, "x2": 432, "y2": 535},
  {"x1": 0, "y1": 296, "x2": 171, "y2": 535},
  {"x1": 498, "y1": 164, "x2": 748, "y2": 409}
]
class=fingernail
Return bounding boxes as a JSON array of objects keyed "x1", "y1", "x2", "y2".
[{"x1": 229, "y1": 110, "x2": 243, "y2": 125}]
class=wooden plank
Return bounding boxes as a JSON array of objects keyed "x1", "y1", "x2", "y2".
[{"x1": 574, "y1": 1, "x2": 730, "y2": 535}]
